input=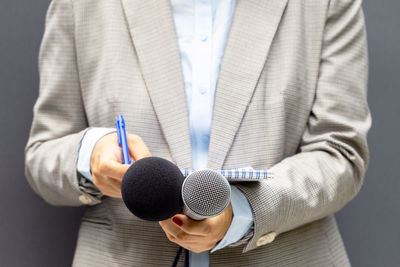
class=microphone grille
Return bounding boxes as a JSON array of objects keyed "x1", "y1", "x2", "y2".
[{"x1": 182, "y1": 169, "x2": 231, "y2": 218}]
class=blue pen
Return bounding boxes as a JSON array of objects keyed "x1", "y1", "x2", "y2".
[{"x1": 115, "y1": 114, "x2": 131, "y2": 164}]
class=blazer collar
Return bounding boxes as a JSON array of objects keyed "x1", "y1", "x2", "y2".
[
  {"x1": 208, "y1": 0, "x2": 288, "y2": 169},
  {"x1": 120, "y1": 0, "x2": 192, "y2": 168},
  {"x1": 120, "y1": 0, "x2": 288, "y2": 169}
]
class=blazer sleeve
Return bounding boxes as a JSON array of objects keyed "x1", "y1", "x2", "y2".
[
  {"x1": 24, "y1": 0, "x2": 102, "y2": 206},
  {"x1": 235, "y1": 0, "x2": 371, "y2": 252}
]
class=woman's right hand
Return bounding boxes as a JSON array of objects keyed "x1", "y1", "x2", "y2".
[{"x1": 90, "y1": 132, "x2": 152, "y2": 198}]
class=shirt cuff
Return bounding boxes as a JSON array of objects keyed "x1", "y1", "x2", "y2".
[
  {"x1": 211, "y1": 185, "x2": 253, "y2": 253},
  {"x1": 76, "y1": 127, "x2": 116, "y2": 181}
]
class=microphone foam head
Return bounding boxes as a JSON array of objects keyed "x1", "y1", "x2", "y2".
[
  {"x1": 121, "y1": 157, "x2": 184, "y2": 221},
  {"x1": 182, "y1": 169, "x2": 231, "y2": 219}
]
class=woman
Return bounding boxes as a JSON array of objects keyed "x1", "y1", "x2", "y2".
[{"x1": 25, "y1": 0, "x2": 371, "y2": 266}]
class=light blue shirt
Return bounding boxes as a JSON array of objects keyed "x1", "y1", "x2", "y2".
[{"x1": 77, "y1": 0, "x2": 253, "y2": 266}]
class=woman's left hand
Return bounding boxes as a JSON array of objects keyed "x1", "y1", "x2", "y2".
[{"x1": 159, "y1": 203, "x2": 233, "y2": 253}]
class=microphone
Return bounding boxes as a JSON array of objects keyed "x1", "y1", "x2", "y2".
[
  {"x1": 181, "y1": 169, "x2": 231, "y2": 220},
  {"x1": 121, "y1": 156, "x2": 184, "y2": 221},
  {"x1": 121, "y1": 157, "x2": 231, "y2": 221}
]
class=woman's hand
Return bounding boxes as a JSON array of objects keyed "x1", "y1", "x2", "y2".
[
  {"x1": 90, "y1": 132, "x2": 152, "y2": 198},
  {"x1": 159, "y1": 204, "x2": 233, "y2": 253}
]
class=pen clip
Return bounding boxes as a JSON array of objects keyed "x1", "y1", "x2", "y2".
[{"x1": 115, "y1": 120, "x2": 122, "y2": 146}]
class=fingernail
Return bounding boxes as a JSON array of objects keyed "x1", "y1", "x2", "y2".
[{"x1": 172, "y1": 217, "x2": 183, "y2": 227}]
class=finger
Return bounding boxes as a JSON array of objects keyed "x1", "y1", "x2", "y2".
[
  {"x1": 105, "y1": 189, "x2": 122, "y2": 199},
  {"x1": 159, "y1": 220, "x2": 215, "y2": 252},
  {"x1": 100, "y1": 160, "x2": 131, "y2": 181},
  {"x1": 92, "y1": 173, "x2": 122, "y2": 198},
  {"x1": 171, "y1": 215, "x2": 210, "y2": 236},
  {"x1": 159, "y1": 219, "x2": 183, "y2": 239},
  {"x1": 101, "y1": 185, "x2": 121, "y2": 198},
  {"x1": 160, "y1": 218, "x2": 205, "y2": 238},
  {"x1": 168, "y1": 234, "x2": 215, "y2": 253},
  {"x1": 109, "y1": 180, "x2": 123, "y2": 198},
  {"x1": 126, "y1": 134, "x2": 152, "y2": 161}
]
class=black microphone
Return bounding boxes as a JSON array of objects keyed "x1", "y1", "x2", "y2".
[
  {"x1": 121, "y1": 157, "x2": 231, "y2": 221},
  {"x1": 121, "y1": 157, "x2": 184, "y2": 221}
]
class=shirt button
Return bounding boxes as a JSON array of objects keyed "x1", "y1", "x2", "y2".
[
  {"x1": 200, "y1": 34, "x2": 208, "y2": 42},
  {"x1": 202, "y1": 134, "x2": 210, "y2": 144},
  {"x1": 199, "y1": 86, "x2": 207, "y2": 95}
]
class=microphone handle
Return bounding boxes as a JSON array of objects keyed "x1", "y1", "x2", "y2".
[{"x1": 181, "y1": 168, "x2": 273, "y2": 181}]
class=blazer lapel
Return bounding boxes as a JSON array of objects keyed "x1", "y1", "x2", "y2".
[
  {"x1": 120, "y1": 0, "x2": 192, "y2": 168},
  {"x1": 207, "y1": 0, "x2": 289, "y2": 169}
]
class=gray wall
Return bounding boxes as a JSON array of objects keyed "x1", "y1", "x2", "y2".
[{"x1": 0, "y1": 0, "x2": 398, "y2": 266}]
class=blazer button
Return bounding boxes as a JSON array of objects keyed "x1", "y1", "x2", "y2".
[
  {"x1": 79, "y1": 194, "x2": 92, "y2": 204},
  {"x1": 256, "y1": 232, "x2": 277, "y2": 247}
]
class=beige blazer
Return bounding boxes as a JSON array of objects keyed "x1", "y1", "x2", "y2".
[{"x1": 25, "y1": 0, "x2": 371, "y2": 266}]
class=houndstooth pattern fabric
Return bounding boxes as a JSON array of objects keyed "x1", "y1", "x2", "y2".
[{"x1": 25, "y1": 0, "x2": 371, "y2": 266}]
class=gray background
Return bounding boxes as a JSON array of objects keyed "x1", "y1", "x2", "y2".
[{"x1": 0, "y1": 0, "x2": 399, "y2": 266}]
